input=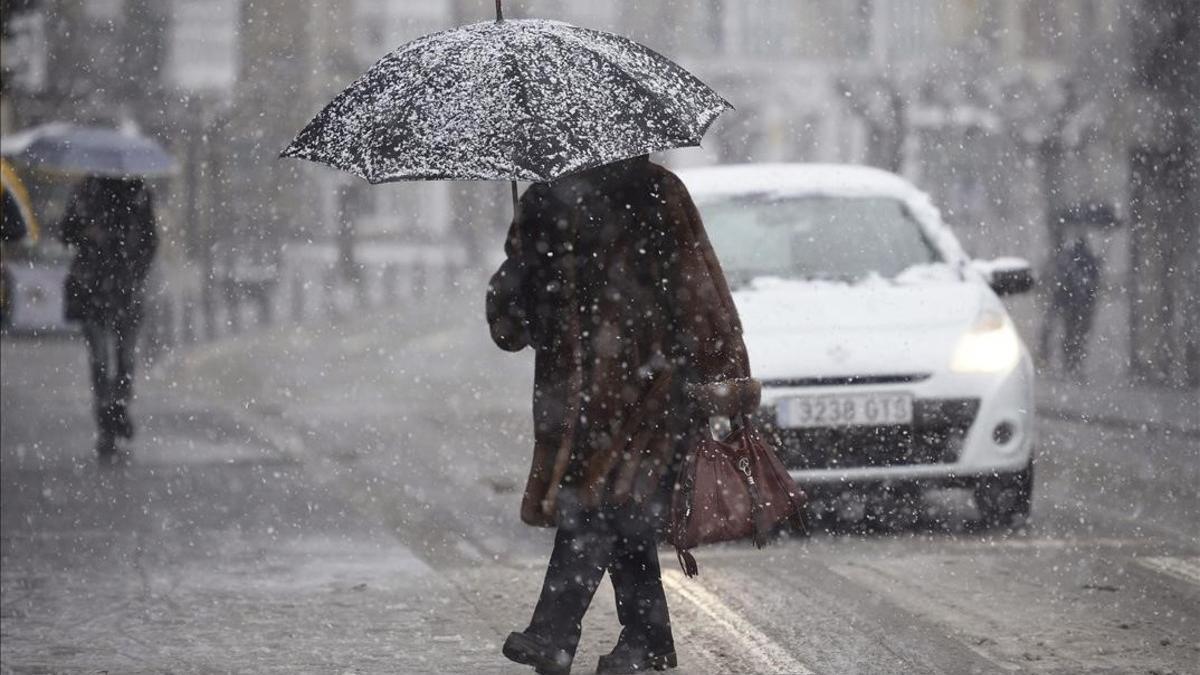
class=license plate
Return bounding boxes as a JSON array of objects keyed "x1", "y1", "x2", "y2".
[{"x1": 776, "y1": 393, "x2": 913, "y2": 428}]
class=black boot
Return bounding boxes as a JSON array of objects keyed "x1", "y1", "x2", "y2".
[
  {"x1": 597, "y1": 630, "x2": 677, "y2": 673},
  {"x1": 502, "y1": 631, "x2": 572, "y2": 674}
]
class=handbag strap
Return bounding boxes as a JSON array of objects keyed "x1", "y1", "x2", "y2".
[
  {"x1": 736, "y1": 430, "x2": 770, "y2": 549},
  {"x1": 745, "y1": 418, "x2": 811, "y2": 537},
  {"x1": 672, "y1": 436, "x2": 701, "y2": 577}
]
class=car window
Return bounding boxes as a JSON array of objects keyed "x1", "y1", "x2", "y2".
[{"x1": 698, "y1": 195, "x2": 942, "y2": 285}]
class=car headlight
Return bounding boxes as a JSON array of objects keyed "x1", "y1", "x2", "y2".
[{"x1": 951, "y1": 309, "x2": 1020, "y2": 373}]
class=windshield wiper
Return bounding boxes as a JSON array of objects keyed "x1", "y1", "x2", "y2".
[{"x1": 798, "y1": 272, "x2": 854, "y2": 283}]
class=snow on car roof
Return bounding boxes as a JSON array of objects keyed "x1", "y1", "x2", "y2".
[
  {"x1": 677, "y1": 163, "x2": 923, "y2": 202},
  {"x1": 675, "y1": 162, "x2": 968, "y2": 263}
]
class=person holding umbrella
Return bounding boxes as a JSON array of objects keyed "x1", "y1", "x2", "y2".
[
  {"x1": 6, "y1": 123, "x2": 173, "y2": 456},
  {"x1": 59, "y1": 177, "x2": 158, "y2": 458},
  {"x1": 1039, "y1": 231, "x2": 1102, "y2": 378},
  {"x1": 489, "y1": 153, "x2": 759, "y2": 673},
  {"x1": 282, "y1": 4, "x2": 753, "y2": 671}
]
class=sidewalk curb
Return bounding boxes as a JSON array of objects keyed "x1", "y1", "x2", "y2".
[{"x1": 1035, "y1": 404, "x2": 1200, "y2": 440}]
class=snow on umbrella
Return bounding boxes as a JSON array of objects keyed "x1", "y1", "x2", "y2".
[
  {"x1": 2, "y1": 123, "x2": 177, "y2": 179},
  {"x1": 280, "y1": 11, "x2": 731, "y2": 191}
]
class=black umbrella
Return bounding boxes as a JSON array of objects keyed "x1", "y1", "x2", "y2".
[
  {"x1": 281, "y1": 2, "x2": 730, "y2": 209},
  {"x1": 2, "y1": 123, "x2": 177, "y2": 179}
]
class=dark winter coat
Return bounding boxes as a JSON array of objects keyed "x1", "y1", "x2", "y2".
[
  {"x1": 59, "y1": 178, "x2": 158, "y2": 324},
  {"x1": 487, "y1": 158, "x2": 760, "y2": 527},
  {"x1": 1051, "y1": 239, "x2": 1101, "y2": 313}
]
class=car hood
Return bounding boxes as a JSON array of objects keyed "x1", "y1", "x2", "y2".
[{"x1": 732, "y1": 277, "x2": 987, "y2": 381}]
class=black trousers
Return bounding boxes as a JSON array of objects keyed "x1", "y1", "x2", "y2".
[
  {"x1": 1039, "y1": 305, "x2": 1095, "y2": 374},
  {"x1": 527, "y1": 498, "x2": 674, "y2": 659},
  {"x1": 82, "y1": 319, "x2": 139, "y2": 432}
]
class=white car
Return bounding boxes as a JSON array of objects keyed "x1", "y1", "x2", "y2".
[{"x1": 678, "y1": 163, "x2": 1036, "y2": 526}]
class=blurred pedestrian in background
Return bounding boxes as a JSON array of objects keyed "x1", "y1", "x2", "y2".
[
  {"x1": 1040, "y1": 233, "x2": 1102, "y2": 378},
  {"x1": 59, "y1": 177, "x2": 158, "y2": 458},
  {"x1": 489, "y1": 155, "x2": 759, "y2": 674}
]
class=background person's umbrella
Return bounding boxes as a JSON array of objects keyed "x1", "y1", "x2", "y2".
[
  {"x1": 2, "y1": 123, "x2": 177, "y2": 179},
  {"x1": 282, "y1": 4, "x2": 731, "y2": 207}
]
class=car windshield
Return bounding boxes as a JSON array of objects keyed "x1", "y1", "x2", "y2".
[{"x1": 698, "y1": 194, "x2": 943, "y2": 285}]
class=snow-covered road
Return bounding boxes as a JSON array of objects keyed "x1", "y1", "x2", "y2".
[{"x1": 3, "y1": 289, "x2": 1197, "y2": 673}]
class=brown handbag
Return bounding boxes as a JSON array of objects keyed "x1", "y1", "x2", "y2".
[{"x1": 668, "y1": 417, "x2": 809, "y2": 576}]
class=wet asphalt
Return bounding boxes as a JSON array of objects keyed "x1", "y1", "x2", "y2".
[{"x1": 2, "y1": 290, "x2": 1197, "y2": 674}]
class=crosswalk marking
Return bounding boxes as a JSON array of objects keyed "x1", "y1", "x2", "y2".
[
  {"x1": 1139, "y1": 556, "x2": 1200, "y2": 587},
  {"x1": 663, "y1": 569, "x2": 815, "y2": 675},
  {"x1": 652, "y1": 537, "x2": 1147, "y2": 562}
]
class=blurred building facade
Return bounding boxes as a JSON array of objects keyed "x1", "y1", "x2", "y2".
[
  {"x1": 1, "y1": 0, "x2": 1194, "y2": 385},
  {"x1": 523, "y1": 0, "x2": 1197, "y2": 386}
]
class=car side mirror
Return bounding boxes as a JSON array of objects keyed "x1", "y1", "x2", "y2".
[{"x1": 972, "y1": 258, "x2": 1035, "y2": 296}]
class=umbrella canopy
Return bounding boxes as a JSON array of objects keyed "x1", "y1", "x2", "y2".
[
  {"x1": 281, "y1": 18, "x2": 731, "y2": 184},
  {"x1": 1, "y1": 159, "x2": 39, "y2": 243},
  {"x1": 2, "y1": 123, "x2": 177, "y2": 179}
]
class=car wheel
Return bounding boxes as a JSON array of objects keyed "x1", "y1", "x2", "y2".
[{"x1": 974, "y1": 461, "x2": 1033, "y2": 528}]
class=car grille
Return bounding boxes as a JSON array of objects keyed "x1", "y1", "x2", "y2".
[
  {"x1": 760, "y1": 373, "x2": 931, "y2": 388},
  {"x1": 752, "y1": 398, "x2": 980, "y2": 471}
]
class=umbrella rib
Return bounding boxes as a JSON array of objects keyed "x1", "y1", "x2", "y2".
[
  {"x1": 582, "y1": 26, "x2": 732, "y2": 114},
  {"x1": 546, "y1": 26, "x2": 705, "y2": 142},
  {"x1": 499, "y1": 39, "x2": 543, "y2": 181}
]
